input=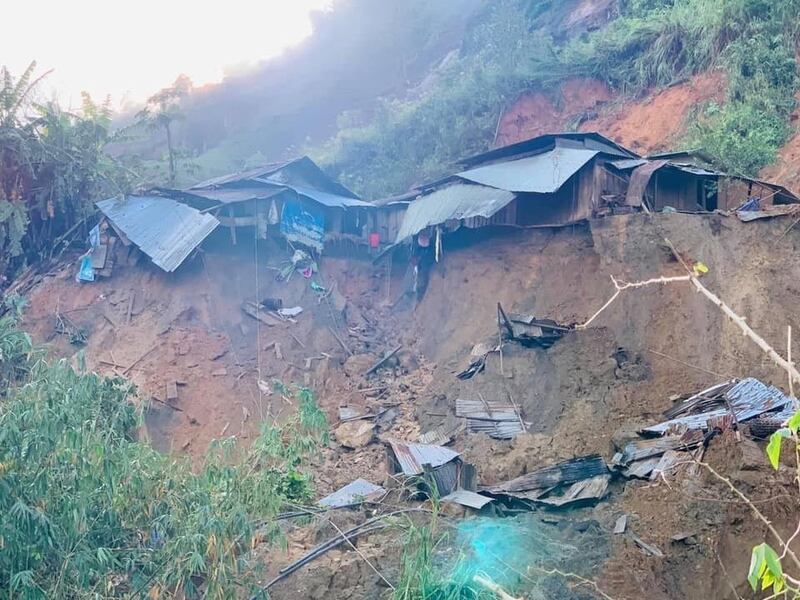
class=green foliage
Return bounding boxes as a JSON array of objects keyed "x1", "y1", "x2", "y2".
[
  {"x1": 0, "y1": 62, "x2": 134, "y2": 277},
  {"x1": 317, "y1": 0, "x2": 800, "y2": 197},
  {"x1": 766, "y1": 410, "x2": 800, "y2": 469},
  {"x1": 315, "y1": 0, "x2": 562, "y2": 198},
  {"x1": 0, "y1": 313, "x2": 35, "y2": 394},
  {"x1": 393, "y1": 516, "x2": 492, "y2": 600},
  {"x1": 0, "y1": 332, "x2": 327, "y2": 598},
  {"x1": 748, "y1": 543, "x2": 785, "y2": 594}
]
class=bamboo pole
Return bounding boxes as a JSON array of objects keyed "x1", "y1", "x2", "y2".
[{"x1": 662, "y1": 238, "x2": 800, "y2": 386}]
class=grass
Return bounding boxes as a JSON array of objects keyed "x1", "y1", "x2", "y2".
[{"x1": 0, "y1": 315, "x2": 329, "y2": 599}]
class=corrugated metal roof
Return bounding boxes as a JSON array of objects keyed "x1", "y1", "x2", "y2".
[
  {"x1": 642, "y1": 377, "x2": 794, "y2": 434},
  {"x1": 395, "y1": 183, "x2": 515, "y2": 243},
  {"x1": 459, "y1": 132, "x2": 637, "y2": 168},
  {"x1": 487, "y1": 455, "x2": 608, "y2": 493},
  {"x1": 455, "y1": 399, "x2": 519, "y2": 421},
  {"x1": 457, "y1": 147, "x2": 598, "y2": 193},
  {"x1": 253, "y1": 179, "x2": 373, "y2": 208},
  {"x1": 610, "y1": 158, "x2": 648, "y2": 170},
  {"x1": 189, "y1": 156, "x2": 360, "y2": 200},
  {"x1": 318, "y1": 479, "x2": 385, "y2": 508},
  {"x1": 95, "y1": 195, "x2": 219, "y2": 272},
  {"x1": 180, "y1": 186, "x2": 288, "y2": 205},
  {"x1": 189, "y1": 159, "x2": 298, "y2": 189},
  {"x1": 387, "y1": 439, "x2": 460, "y2": 476}
]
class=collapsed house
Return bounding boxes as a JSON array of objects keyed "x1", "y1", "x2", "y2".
[{"x1": 84, "y1": 195, "x2": 221, "y2": 278}]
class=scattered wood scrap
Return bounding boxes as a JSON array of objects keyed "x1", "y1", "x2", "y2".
[
  {"x1": 364, "y1": 344, "x2": 402, "y2": 377},
  {"x1": 241, "y1": 301, "x2": 280, "y2": 326}
]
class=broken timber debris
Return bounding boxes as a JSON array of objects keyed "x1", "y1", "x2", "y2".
[
  {"x1": 455, "y1": 398, "x2": 525, "y2": 439},
  {"x1": 497, "y1": 302, "x2": 572, "y2": 348},
  {"x1": 364, "y1": 344, "x2": 403, "y2": 377},
  {"x1": 241, "y1": 301, "x2": 281, "y2": 326}
]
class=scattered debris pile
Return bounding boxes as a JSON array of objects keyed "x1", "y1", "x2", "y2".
[{"x1": 613, "y1": 378, "x2": 796, "y2": 480}]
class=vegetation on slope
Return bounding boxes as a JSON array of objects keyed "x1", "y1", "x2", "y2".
[
  {"x1": 0, "y1": 315, "x2": 328, "y2": 599},
  {"x1": 0, "y1": 63, "x2": 136, "y2": 280},
  {"x1": 318, "y1": 0, "x2": 800, "y2": 197}
]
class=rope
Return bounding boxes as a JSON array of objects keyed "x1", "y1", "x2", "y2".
[{"x1": 253, "y1": 220, "x2": 264, "y2": 420}]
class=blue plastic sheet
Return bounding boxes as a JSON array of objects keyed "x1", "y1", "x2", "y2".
[
  {"x1": 280, "y1": 201, "x2": 324, "y2": 252},
  {"x1": 77, "y1": 255, "x2": 95, "y2": 282}
]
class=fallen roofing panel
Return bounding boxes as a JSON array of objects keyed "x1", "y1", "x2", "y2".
[
  {"x1": 487, "y1": 455, "x2": 608, "y2": 494},
  {"x1": 394, "y1": 183, "x2": 515, "y2": 243},
  {"x1": 386, "y1": 439, "x2": 460, "y2": 476},
  {"x1": 318, "y1": 479, "x2": 385, "y2": 508},
  {"x1": 621, "y1": 456, "x2": 662, "y2": 480},
  {"x1": 737, "y1": 204, "x2": 800, "y2": 222},
  {"x1": 455, "y1": 399, "x2": 519, "y2": 422},
  {"x1": 614, "y1": 430, "x2": 703, "y2": 466},
  {"x1": 457, "y1": 147, "x2": 598, "y2": 193},
  {"x1": 642, "y1": 378, "x2": 794, "y2": 435},
  {"x1": 95, "y1": 195, "x2": 219, "y2": 272},
  {"x1": 535, "y1": 474, "x2": 610, "y2": 508},
  {"x1": 441, "y1": 489, "x2": 494, "y2": 509},
  {"x1": 464, "y1": 419, "x2": 525, "y2": 440}
]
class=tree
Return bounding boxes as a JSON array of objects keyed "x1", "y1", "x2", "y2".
[
  {"x1": 0, "y1": 62, "x2": 132, "y2": 278},
  {"x1": 135, "y1": 75, "x2": 192, "y2": 186}
]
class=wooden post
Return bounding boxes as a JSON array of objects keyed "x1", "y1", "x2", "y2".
[
  {"x1": 789, "y1": 325, "x2": 795, "y2": 398},
  {"x1": 228, "y1": 206, "x2": 237, "y2": 245}
]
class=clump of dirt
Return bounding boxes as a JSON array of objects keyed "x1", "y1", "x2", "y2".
[
  {"x1": 580, "y1": 71, "x2": 727, "y2": 154},
  {"x1": 495, "y1": 78, "x2": 614, "y2": 147}
]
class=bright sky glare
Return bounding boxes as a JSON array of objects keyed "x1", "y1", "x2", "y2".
[{"x1": 1, "y1": 0, "x2": 332, "y2": 110}]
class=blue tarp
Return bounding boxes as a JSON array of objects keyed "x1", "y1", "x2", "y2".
[{"x1": 280, "y1": 201, "x2": 325, "y2": 252}]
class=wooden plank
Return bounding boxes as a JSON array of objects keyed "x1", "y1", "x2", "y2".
[
  {"x1": 364, "y1": 345, "x2": 403, "y2": 377},
  {"x1": 241, "y1": 302, "x2": 279, "y2": 326},
  {"x1": 166, "y1": 381, "x2": 179, "y2": 402}
]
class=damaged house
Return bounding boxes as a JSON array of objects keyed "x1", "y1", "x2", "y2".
[
  {"x1": 391, "y1": 132, "x2": 638, "y2": 245},
  {"x1": 164, "y1": 156, "x2": 373, "y2": 253},
  {"x1": 610, "y1": 153, "x2": 798, "y2": 213},
  {"x1": 88, "y1": 157, "x2": 371, "y2": 278},
  {"x1": 390, "y1": 132, "x2": 799, "y2": 249}
]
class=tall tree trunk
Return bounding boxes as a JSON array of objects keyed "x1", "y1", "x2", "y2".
[{"x1": 165, "y1": 122, "x2": 175, "y2": 186}]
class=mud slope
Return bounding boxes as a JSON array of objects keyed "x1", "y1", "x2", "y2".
[
  {"x1": 17, "y1": 213, "x2": 800, "y2": 599},
  {"x1": 404, "y1": 213, "x2": 800, "y2": 599}
]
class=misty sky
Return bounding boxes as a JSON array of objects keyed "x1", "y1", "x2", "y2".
[{"x1": 2, "y1": 0, "x2": 332, "y2": 110}]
